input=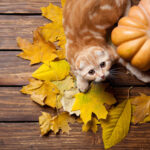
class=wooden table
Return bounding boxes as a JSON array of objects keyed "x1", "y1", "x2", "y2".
[{"x1": 1, "y1": 0, "x2": 150, "y2": 149}]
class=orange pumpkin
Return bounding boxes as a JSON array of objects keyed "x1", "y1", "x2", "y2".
[{"x1": 111, "y1": 0, "x2": 150, "y2": 71}]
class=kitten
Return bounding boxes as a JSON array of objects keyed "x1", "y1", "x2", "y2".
[{"x1": 63, "y1": 0, "x2": 150, "y2": 92}]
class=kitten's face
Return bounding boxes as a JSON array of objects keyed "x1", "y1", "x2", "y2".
[{"x1": 76, "y1": 47, "x2": 112, "y2": 82}]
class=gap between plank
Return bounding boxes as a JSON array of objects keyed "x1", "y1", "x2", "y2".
[
  {"x1": 0, "y1": 121, "x2": 38, "y2": 123},
  {"x1": 0, "y1": 49, "x2": 21, "y2": 52},
  {"x1": 0, "y1": 13, "x2": 41, "y2": 16}
]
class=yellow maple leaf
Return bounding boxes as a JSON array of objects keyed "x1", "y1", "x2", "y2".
[
  {"x1": 41, "y1": 3, "x2": 62, "y2": 23},
  {"x1": 17, "y1": 29, "x2": 58, "y2": 65},
  {"x1": 39, "y1": 112, "x2": 75, "y2": 135},
  {"x1": 21, "y1": 78, "x2": 43, "y2": 95},
  {"x1": 40, "y1": 0, "x2": 66, "y2": 49},
  {"x1": 131, "y1": 94, "x2": 150, "y2": 124},
  {"x1": 52, "y1": 112, "x2": 75, "y2": 134},
  {"x1": 39, "y1": 112, "x2": 53, "y2": 135},
  {"x1": 61, "y1": 0, "x2": 66, "y2": 8},
  {"x1": 32, "y1": 60, "x2": 70, "y2": 81},
  {"x1": 82, "y1": 117, "x2": 100, "y2": 133},
  {"x1": 72, "y1": 84, "x2": 116, "y2": 124},
  {"x1": 56, "y1": 48, "x2": 66, "y2": 60},
  {"x1": 101, "y1": 100, "x2": 131, "y2": 149},
  {"x1": 21, "y1": 78, "x2": 60, "y2": 108}
]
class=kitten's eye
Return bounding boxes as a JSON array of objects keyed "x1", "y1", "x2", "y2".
[
  {"x1": 88, "y1": 69, "x2": 95, "y2": 75},
  {"x1": 100, "y1": 62, "x2": 106, "y2": 68}
]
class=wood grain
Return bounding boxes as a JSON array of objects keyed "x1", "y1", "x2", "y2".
[
  {"x1": 0, "y1": 87, "x2": 55, "y2": 122},
  {"x1": 0, "y1": 52, "x2": 149, "y2": 86},
  {"x1": 0, "y1": 0, "x2": 149, "y2": 149},
  {"x1": 0, "y1": 15, "x2": 49, "y2": 49},
  {"x1": 0, "y1": 86, "x2": 150, "y2": 122},
  {"x1": 0, "y1": 51, "x2": 39, "y2": 85},
  {"x1": 0, "y1": 0, "x2": 61, "y2": 14},
  {"x1": 0, "y1": 122, "x2": 150, "y2": 150}
]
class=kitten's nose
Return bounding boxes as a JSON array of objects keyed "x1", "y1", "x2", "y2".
[{"x1": 101, "y1": 75, "x2": 105, "y2": 79}]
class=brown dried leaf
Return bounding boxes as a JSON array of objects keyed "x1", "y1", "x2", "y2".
[{"x1": 131, "y1": 93, "x2": 150, "y2": 124}]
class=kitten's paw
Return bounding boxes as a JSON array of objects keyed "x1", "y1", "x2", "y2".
[
  {"x1": 77, "y1": 81, "x2": 89, "y2": 93},
  {"x1": 76, "y1": 75, "x2": 90, "y2": 93},
  {"x1": 78, "y1": 85, "x2": 89, "y2": 93}
]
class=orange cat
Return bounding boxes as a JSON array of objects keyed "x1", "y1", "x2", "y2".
[{"x1": 63, "y1": 0, "x2": 150, "y2": 92}]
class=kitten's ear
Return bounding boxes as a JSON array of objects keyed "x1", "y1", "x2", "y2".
[
  {"x1": 79, "y1": 61, "x2": 86, "y2": 70},
  {"x1": 76, "y1": 59, "x2": 86, "y2": 70},
  {"x1": 107, "y1": 45, "x2": 119, "y2": 62}
]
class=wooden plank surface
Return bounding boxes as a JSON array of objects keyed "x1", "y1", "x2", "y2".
[
  {"x1": 0, "y1": 87, "x2": 55, "y2": 122},
  {"x1": 0, "y1": 51, "x2": 39, "y2": 85},
  {"x1": 1, "y1": 0, "x2": 149, "y2": 149},
  {"x1": 0, "y1": 123, "x2": 150, "y2": 150},
  {"x1": 0, "y1": 15, "x2": 49, "y2": 49},
  {"x1": 0, "y1": 0, "x2": 61, "y2": 14},
  {"x1": 0, "y1": 86, "x2": 150, "y2": 122},
  {"x1": 0, "y1": 51, "x2": 148, "y2": 86}
]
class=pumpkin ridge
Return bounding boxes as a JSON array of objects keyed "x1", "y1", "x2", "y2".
[
  {"x1": 128, "y1": 16, "x2": 148, "y2": 28},
  {"x1": 139, "y1": 3, "x2": 150, "y2": 27},
  {"x1": 112, "y1": 0, "x2": 150, "y2": 71},
  {"x1": 119, "y1": 16, "x2": 148, "y2": 28},
  {"x1": 131, "y1": 39, "x2": 150, "y2": 71},
  {"x1": 117, "y1": 36, "x2": 147, "y2": 61},
  {"x1": 129, "y1": 6, "x2": 148, "y2": 26},
  {"x1": 113, "y1": 27, "x2": 146, "y2": 45},
  {"x1": 118, "y1": 25, "x2": 147, "y2": 32}
]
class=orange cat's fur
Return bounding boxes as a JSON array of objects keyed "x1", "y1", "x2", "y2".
[
  {"x1": 63, "y1": 0, "x2": 150, "y2": 92},
  {"x1": 63, "y1": 0, "x2": 128, "y2": 64}
]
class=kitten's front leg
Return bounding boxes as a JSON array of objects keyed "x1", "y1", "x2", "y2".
[
  {"x1": 76, "y1": 75, "x2": 89, "y2": 93},
  {"x1": 119, "y1": 58, "x2": 150, "y2": 83}
]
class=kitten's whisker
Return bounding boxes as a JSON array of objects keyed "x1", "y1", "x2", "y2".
[
  {"x1": 109, "y1": 70, "x2": 126, "y2": 78},
  {"x1": 107, "y1": 74, "x2": 122, "y2": 80},
  {"x1": 110, "y1": 71, "x2": 124, "y2": 74},
  {"x1": 110, "y1": 73, "x2": 125, "y2": 76},
  {"x1": 110, "y1": 71, "x2": 125, "y2": 74},
  {"x1": 110, "y1": 68, "x2": 123, "y2": 71},
  {"x1": 110, "y1": 69, "x2": 124, "y2": 72}
]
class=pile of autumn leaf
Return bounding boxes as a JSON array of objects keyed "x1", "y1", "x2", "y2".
[{"x1": 16, "y1": 0, "x2": 150, "y2": 149}]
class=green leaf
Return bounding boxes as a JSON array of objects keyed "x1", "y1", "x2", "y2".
[{"x1": 101, "y1": 100, "x2": 131, "y2": 149}]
